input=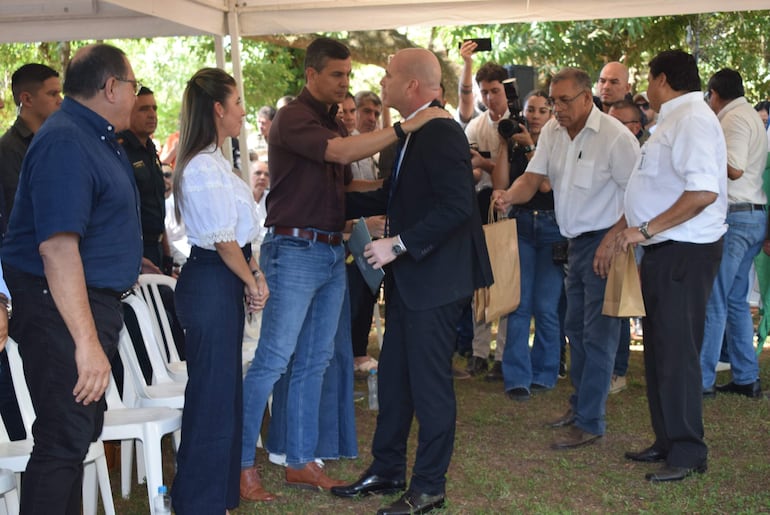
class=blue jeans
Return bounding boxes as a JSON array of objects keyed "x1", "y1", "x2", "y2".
[
  {"x1": 266, "y1": 284, "x2": 358, "y2": 460},
  {"x1": 564, "y1": 231, "x2": 621, "y2": 435},
  {"x1": 241, "y1": 232, "x2": 346, "y2": 467},
  {"x1": 700, "y1": 208, "x2": 766, "y2": 388},
  {"x1": 502, "y1": 208, "x2": 565, "y2": 391}
]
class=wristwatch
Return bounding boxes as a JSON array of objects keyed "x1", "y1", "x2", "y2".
[
  {"x1": 392, "y1": 236, "x2": 406, "y2": 256},
  {"x1": 0, "y1": 294, "x2": 11, "y2": 320},
  {"x1": 639, "y1": 221, "x2": 653, "y2": 240}
]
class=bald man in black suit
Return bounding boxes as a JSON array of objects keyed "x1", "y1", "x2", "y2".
[{"x1": 333, "y1": 48, "x2": 492, "y2": 515}]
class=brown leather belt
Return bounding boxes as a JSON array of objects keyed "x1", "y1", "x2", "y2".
[{"x1": 272, "y1": 226, "x2": 344, "y2": 246}]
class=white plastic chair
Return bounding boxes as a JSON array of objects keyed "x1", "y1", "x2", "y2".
[
  {"x1": 122, "y1": 293, "x2": 187, "y2": 384},
  {"x1": 0, "y1": 468, "x2": 19, "y2": 515},
  {"x1": 101, "y1": 375, "x2": 181, "y2": 514},
  {"x1": 135, "y1": 274, "x2": 188, "y2": 380},
  {"x1": 117, "y1": 324, "x2": 186, "y2": 410},
  {"x1": 4, "y1": 339, "x2": 115, "y2": 515}
]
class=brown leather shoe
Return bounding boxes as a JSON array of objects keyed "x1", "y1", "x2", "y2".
[
  {"x1": 285, "y1": 462, "x2": 347, "y2": 490},
  {"x1": 240, "y1": 466, "x2": 276, "y2": 502},
  {"x1": 545, "y1": 407, "x2": 575, "y2": 428},
  {"x1": 551, "y1": 425, "x2": 602, "y2": 450}
]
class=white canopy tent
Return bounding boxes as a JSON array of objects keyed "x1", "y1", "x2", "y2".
[
  {"x1": 0, "y1": 0, "x2": 765, "y2": 169},
  {"x1": 0, "y1": 0, "x2": 767, "y2": 43}
]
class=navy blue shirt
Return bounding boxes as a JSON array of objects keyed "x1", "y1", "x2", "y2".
[{"x1": 1, "y1": 97, "x2": 142, "y2": 291}]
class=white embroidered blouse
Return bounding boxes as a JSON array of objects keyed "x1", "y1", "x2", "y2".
[{"x1": 179, "y1": 145, "x2": 259, "y2": 250}]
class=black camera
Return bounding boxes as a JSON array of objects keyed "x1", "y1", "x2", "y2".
[{"x1": 497, "y1": 78, "x2": 528, "y2": 139}]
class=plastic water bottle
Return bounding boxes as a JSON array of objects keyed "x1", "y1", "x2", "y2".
[
  {"x1": 154, "y1": 485, "x2": 171, "y2": 515},
  {"x1": 367, "y1": 369, "x2": 379, "y2": 410}
]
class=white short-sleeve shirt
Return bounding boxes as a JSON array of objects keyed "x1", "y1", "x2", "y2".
[
  {"x1": 179, "y1": 145, "x2": 260, "y2": 250},
  {"x1": 717, "y1": 97, "x2": 768, "y2": 205},
  {"x1": 526, "y1": 106, "x2": 640, "y2": 238},
  {"x1": 624, "y1": 92, "x2": 727, "y2": 245},
  {"x1": 464, "y1": 108, "x2": 509, "y2": 192}
]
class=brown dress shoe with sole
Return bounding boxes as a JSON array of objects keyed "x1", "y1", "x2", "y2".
[
  {"x1": 240, "y1": 466, "x2": 276, "y2": 502},
  {"x1": 551, "y1": 425, "x2": 602, "y2": 450},
  {"x1": 285, "y1": 462, "x2": 347, "y2": 490},
  {"x1": 545, "y1": 407, "x2": 575, "y2": 428}
]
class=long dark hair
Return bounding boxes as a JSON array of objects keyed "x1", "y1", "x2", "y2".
[{"x1": 173, "y1": 67, "x2": 236, "y2": 220}]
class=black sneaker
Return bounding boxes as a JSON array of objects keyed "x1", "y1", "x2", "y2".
[{"x1": 506, "y1": 387, "x2": 530, "y2": 402}]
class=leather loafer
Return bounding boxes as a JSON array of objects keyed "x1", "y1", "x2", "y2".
[
  {"x1": 239, "y1": 466, "x2": 276, "y2": 502},
  {"x1": 376, "y1": 489, "x2": 445, "y2": 515},
  {"x1": 330, "y1": 471, "x2": 406, "y2": 498},
  {"x1": 715, "y1": 379, "x2": 762, "y2": 398},
  {"x1": 645, "y1": 463, "x2": 707, "y2": 482},
  {"x1": 551, "y1": 425, "x2": 602, "y2": 450},
  {"x1": 545, "y1": 407, "x2": 575, "y2": 428},
  {"x1": 702, "y1": 385, "x2": 716, "y2": 399},
  {"x1": 285, "y1": 462, "x2": 346, "y2": 491},
  {"x1": 625, "y1": 445, "x2": 667, "y2": 463}
]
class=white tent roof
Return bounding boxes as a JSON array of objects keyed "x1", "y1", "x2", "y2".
[{"x1": 0, "y1": 0, "x2": 766, "y2": 44}]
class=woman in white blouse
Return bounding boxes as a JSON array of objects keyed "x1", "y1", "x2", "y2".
[{"x1": 170, "y1": 68, "x2": 271, "y2": 514}]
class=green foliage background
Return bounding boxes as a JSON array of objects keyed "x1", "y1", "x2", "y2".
[{"x1": 0, "y1": 10, "x2": 767, "y2": 142}]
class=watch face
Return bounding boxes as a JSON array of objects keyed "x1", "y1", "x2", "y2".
[{"x1": 392, "y1": 244, "x2": 404, "y2": 256}]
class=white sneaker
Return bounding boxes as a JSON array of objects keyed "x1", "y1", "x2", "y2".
[
  {"x1": 716, "y1": 361, "x2": 731, "y2": 372},
  {"x1": 609, "y1": 374, "x2": 627, "y2": 394}
]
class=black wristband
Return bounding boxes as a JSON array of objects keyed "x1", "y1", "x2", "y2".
[{"x1": 393, "y1": 121, "x2": 406, "y2": 139}]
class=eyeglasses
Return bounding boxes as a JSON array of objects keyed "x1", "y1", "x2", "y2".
[
  {"x1": 635, "y1": 102, "x2": 650, "y2": 110},
  {"x1": 116, "y1": 77, "x2": 142, "y2": 94},
  {"x1": 546, "y1": 91, "x2": 586, "y2": 109}
]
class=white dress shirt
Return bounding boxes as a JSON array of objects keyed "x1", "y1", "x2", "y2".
[
  {"x1": 526, "y1": 106, "x2": 640, "y2": 238},
  {"x1": 180, "y1": 145, "x2": 260, "y2": 250},
  {"x1": 625, "y1": 91, "x2": 727, "y2": 245},
  {"x1": 718, "y1": 96, "x2": 768, "y2": 205}
]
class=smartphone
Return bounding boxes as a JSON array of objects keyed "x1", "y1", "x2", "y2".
[{"x1": 459, "y1": 37, "x2": 492, "y2": 52}]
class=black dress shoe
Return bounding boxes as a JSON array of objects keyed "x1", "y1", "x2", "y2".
[
  {"x1": 545, "y1": 407, "x2": 575, "y2": 428},
  {"x1": 715, "y1": 379, "x2": 762, "y2": 398},
  {"x1": 505, "y1": 387, "x2": 530, "y2": 402},
  {"x1": 625, "y1": 445, "x2": 667, "y2": 463},
  {"x1": 376, "y1": 490, "x2": 445, "y2": 515},
  {"x1": 702, "y1": 385, "x2": 716, "y2": 399},
  {"x1": 645, "y1": 463, "x2": 707, "y2": 482},
  {"x1": 330, "y1": 472, "x2": 406, "y2": 498}
]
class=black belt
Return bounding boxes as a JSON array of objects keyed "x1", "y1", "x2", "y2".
[
  {"x1": 89, "y1": 287, "x2": 133, "y2": 300},
  {"x1": 272, "y1": 226, "x2": 344, "y2": 246},
  {"x1": 644, "y1": 240, "x2": 675, "y2": 252},
  {"x1": 728, "y1": 203, "x2": 766, "y2": 213},
  {"x1": 143, "y1": 233, "x2": 163, "y2": 243},
  {"x1": 571, "y1": 228, "x2": 609, "y2": 241}
]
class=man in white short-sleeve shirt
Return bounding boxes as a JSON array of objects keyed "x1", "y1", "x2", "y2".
[
  {"x1": 494, "y1": 67, "x2": 639, "y2": 450},
  {"x1": 618, "y1": 50, "x2": 727, "y2": 483},
  {"x1": 699, "y1": 69, "x2": 768, "y2": 398}
]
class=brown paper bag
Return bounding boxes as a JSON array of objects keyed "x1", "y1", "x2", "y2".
[
  {"x1": 474, "y1": 207, "x2": 520, "y2": 322},
  {"x1": 602, "y1": 246, "x2": 646, "y2": 317}
]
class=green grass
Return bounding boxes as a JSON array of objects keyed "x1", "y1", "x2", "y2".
[{"x1": 111, "y1": 342, "x2": 770, "y2": 514}]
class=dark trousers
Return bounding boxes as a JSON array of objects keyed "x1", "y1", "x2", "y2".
[
  {"x1": 369, "y1": 287, "x2": 466, "y2": 495},
  {"x1": 640, "y1": 240, "x2": 722, "y2": 468},
  {"x1": 347, "y1": 262, "x2": 378, "y2": 358},
  {"x1": 3, "y1": 265, "x2": 122, "y2": 515},
  {"x1": 171, "y1": 246, "x2": 247, "y2": 514}
]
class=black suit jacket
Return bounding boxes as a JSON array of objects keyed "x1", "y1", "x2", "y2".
[{"x1": 347, "y1": 114, "x2": 493, "y2": 311}]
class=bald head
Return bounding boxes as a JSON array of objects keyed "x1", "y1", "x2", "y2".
[
  {"x1": 597, "y1": 61, "x2": 631, "y2": 111},
  {"x1": 380, "y1": 48, "x2": 442, "y2": 117}
]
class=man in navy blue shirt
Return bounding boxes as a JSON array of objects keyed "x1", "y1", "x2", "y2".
[{"x1": 1, "y1": 43, "x2": 142, "y2": 514}]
